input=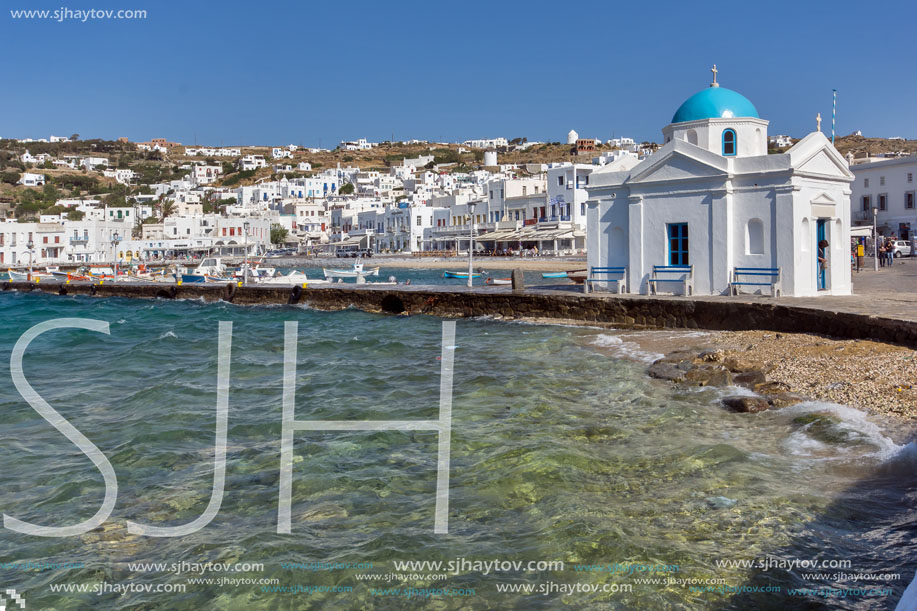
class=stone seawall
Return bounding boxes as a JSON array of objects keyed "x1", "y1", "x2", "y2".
[{"x1": 6, "y1": 281, "x2": 917, "y2": 349}]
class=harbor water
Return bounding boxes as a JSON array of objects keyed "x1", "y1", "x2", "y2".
[{"x1": 0, "y1": 291, "x2": 914, "y2": 609}]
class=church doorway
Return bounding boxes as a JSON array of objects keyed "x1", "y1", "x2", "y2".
[{"x1": 816, "y1": 219, "x2": 828, "y2": 291}]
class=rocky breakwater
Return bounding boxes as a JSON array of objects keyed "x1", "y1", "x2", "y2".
[{"x1": 647, "y1": 347, "x2": 806, "y2": 413}]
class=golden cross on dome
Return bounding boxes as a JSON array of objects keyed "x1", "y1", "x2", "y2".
[{"x1": 711, "y1": 64, "x2": 719, "y2": 87}]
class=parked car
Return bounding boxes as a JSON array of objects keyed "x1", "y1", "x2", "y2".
[{"x1": 891, "y1": 240, "x2": 912, "y2": 257}]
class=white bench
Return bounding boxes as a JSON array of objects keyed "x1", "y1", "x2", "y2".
[
  {"x1": 647, "y1": 265, "x2": 693, "y2": 295},
  {"x1": 584, "y1": 266, "x2": 627, "y2": 294},
  {"x1": 730, "y1": 267, "x2": 782, "y2": 297}
]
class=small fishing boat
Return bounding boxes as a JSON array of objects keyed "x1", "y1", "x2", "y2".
[
  {"x1": 485, "y1": 277, "x2": 511, "y2": 285},
  {"x1": 51, "y1": 269, "x2": 91, "y2": 282},
  {"x1": 181, "y1": 257, "x2": 228, "y2": 284},
  {"x1": 443, "y1": 270, "x2": 484, "y2": 279},
  {"x1": 257, "y1": 270, "x2": 330, "y2": 285},
  {"x1": 323, "y1": 261, "x2": 380, "y2": 279},
  {"x1": 541, "y1": 271, "x2": 568, "y2": 279},
  {"x1": 9, "y1": 269, "x2": 58, "y2": 282}
]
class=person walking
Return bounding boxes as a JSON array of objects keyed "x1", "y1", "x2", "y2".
[{"x1": 878, "y1": 240, "x2": 887, "y2": 268}]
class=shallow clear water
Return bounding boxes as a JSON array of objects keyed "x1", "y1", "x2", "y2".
[{"x1": 0, "y1": 292, "x2": 913, "y2": 610}]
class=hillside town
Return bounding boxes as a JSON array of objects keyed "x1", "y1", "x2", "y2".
[
  {"x1": 0, "y1": 132, "x2": 657, "y2": 266},
  {"x1": 0, "y1": 97, "x2": 915, "y2": 275}
]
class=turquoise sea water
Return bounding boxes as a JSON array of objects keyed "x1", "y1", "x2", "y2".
[{"x1": 0, "y1": 291, "x2": 914, "y2": 610}]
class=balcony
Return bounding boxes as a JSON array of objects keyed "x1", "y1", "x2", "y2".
[{"x1": 70, "y1": 237, "x2": 89, "y2": 244}]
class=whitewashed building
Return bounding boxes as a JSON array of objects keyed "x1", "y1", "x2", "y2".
[
  {"x1": 239, "y1": 155, "x2": 267, "y2": 171},
  {"x1": 586, "y1": 71, "x2": 854, "y2": 296},
  {"x1": 849, "y1": 156, "x2": 917, "y2": 240},
  {"x1": 19, "y1": 172, "x2": 46, "y2": 186}
]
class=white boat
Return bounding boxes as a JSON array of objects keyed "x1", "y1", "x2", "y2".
[
  {"x1": 8, "y1": 269, "x2": 58, "y2": 282},
  {"x1": 323, "y1": 261, "x2": 380, "y2": 279},
  {"x1": 234, "y1": 265, "x2": 276, "y2": 280},
  {"x1": 256, "y1": 270, "x2": 330, "y2": 285},
  {"x1": 181, "y1": 258, "x2": 228, "y2": 284}
]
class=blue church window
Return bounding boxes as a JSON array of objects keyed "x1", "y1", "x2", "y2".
[
  {"x1": 722, "y1": 129, "x2": 737, "y2": 156},
  {"x1": 667, "y1": 223, "x2": 689, "y2": 265}
]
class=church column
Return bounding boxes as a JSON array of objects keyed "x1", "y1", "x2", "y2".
[
  {"x1": 773, "y1": 185, "x2": 798, "y2": 295},
  {"x1": 585, "y1": 198, "x2": 600, "y2": 269},
  {"x1": 628, "y1": 195, "x2": 644, "y2": 293},
  {"x1": 709, "y1": 183, "x2": 732, "y2": 294}
]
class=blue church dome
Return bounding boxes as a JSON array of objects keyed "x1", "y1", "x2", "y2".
[{"x1": 671, "y1": 86, "x2": 759, "y2": 124}]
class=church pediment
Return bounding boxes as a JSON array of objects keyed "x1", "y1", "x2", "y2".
[
  {"x1": 630, "y1": 150, "x2": 727, "y2": 184},
  {"x1": 787, "y1": 132, "x2": 855, "y2": 179},
  {"x1": 795, "y1": 149, "x2": 849, "y2": 178},
  {"x1": 810, "y1": 192, "x2": 836, "y2": 205}
]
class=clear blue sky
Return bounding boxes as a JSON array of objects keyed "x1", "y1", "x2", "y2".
[{"x1": 3, "y1": 0, "x2": 915, "y2": 146}]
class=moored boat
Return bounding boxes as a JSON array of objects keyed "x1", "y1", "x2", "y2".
[
  {"x1": 485, "y1": 277, "x2": 511, "y2": 285},
  {"x1": 443, "y1": 270, "x2": 483, "y2": 279},
  {"x1": 323, "y1": 261, "x2": 380, "y2": 279},
  {"x1": 257, "y1": 270, "x2": 330, "y2": 285},
  {"x1": 180, "y1": 257, "x2": 228, "y2": 284}
]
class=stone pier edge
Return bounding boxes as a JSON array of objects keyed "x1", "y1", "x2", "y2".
[{"x1": 6, "y1": 281, "x2": 917, "y2": 349}]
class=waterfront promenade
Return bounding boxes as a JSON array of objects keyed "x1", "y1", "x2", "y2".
[{"x1": 7, "y1": 257, "x2": 917, "y2": 349}]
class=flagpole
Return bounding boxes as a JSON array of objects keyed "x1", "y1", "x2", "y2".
[{"x1": 832, "y1": 89, "x2": 837, "y2": 145}]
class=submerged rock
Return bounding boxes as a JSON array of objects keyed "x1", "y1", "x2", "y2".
[
  {"x1": 295, "y1": 502, "x2": 348, "y2": 523},
  {"x1": 706, "y1": 496, "x2": 738, "y2": 509},
  {"x1": 792, "y1": 413, "x2": 862, "y2": 445},
  {"x1": 722, "y1": 396, "x2": 771, "y2": 413}
]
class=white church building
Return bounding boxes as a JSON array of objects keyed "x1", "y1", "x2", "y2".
[{"x1": 585, "y1": 68, "x2": 854, "y2": 297}]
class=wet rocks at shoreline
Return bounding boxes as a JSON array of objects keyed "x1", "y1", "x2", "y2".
[{"x1": 648, "y1": 348, "x2": 806, "y2": 413}]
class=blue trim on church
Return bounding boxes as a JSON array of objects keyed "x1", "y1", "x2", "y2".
[{"x1": 722, "y1": 128, "x2": 737, "y2": 156}]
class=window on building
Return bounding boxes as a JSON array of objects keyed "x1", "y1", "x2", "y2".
[
  {"x1": 862, "y1": 195, "x2": 871, "y2": 211},
  {"x1": 522, "y1": 186, "x2": 527, "y2": 196},
  {"x1": 880, "y1": 176, "x2": 885, "y2": 186},
  {"x1": 722, "y1": 129, "x2": 737, "y2": 156},
  {"x1": 879, "y1": 193, "x2": 887, "y2": 211},
  {"x1": 907, "y1": 192, "x2": 915, "y2": 209},
  {"x1": 489, "y1": 190, "x2": 493, "y2": 199},
  {"x1": 416, "y1": 216, "x2": 422, "y2": 226},
  {"x1": 667, "y1": 223, "x2": 689, "y2": 265},
  {"x1": 864, "y1": 178, "x2": 869, "y2": 188},
  {"x1": 43, "y1": 236, "x2": 48, "y2": 244},
  {"x1": 909, "y1": 173, "x2": 913, "y2": 183},
  {"x1": 557, "y1": 176, "x2": 564, "y2": 186}
]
